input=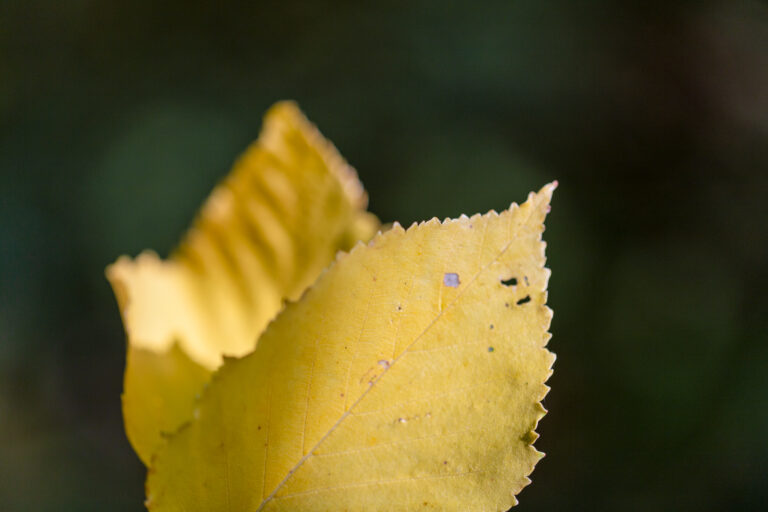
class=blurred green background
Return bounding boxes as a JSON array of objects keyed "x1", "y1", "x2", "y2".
[{"x1": 1, "y1": 1, "x2": 767, "y2": 510}]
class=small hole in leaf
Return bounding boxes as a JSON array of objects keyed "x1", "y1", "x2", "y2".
[
  {"x1": 501, "y1": 277, "x2": 517, "y2": 287},
  {"x1": 516, "y1": 295, "x2": 531, "y2": 305}
]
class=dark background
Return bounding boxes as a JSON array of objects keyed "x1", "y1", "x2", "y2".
[{"x1": 1, "y1": 1, "x2": 767, "y2": 510}]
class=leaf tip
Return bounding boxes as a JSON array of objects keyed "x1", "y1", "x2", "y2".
[{"x1": 538, "y1": 180, "x2": 558, "y2": 204}]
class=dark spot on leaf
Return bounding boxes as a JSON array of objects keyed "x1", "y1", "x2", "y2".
[
  {"x1": 504, "y1": 302, "x2": 509, "y2": 308},
  {"x1": 488, "y1": 346, "x2": 494, "y2": 352},
  {"x1": 524, "y1": 276, "x2": 530, "y2": 286},
  {"x1": 516, "y1": 295, "x2": 531, "y2": 305},
  {"x1": 501, "y1": 277, "x2": 517, "y2": 286},
  {"x1": 489, "y1": 324, "x2": 494, "y2": 329},
  {"x1": 443, "y1": 272, "x2": 460, "y2": 288}
]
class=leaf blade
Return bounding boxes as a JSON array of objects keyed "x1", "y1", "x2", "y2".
[{"x1": 147, "y1": 183, "x2": 556, "y2": 511}]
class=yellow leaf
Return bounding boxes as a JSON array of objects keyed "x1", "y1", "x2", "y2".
[
  {"x1": 106, "y1": 101, "x2": 379, "y2": 465},
  {"x1": 146, "y1": 183, "x2": 556, "y2": 511}
]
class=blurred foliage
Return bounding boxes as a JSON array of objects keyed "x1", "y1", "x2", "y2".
[{"x1": 1, "y1": 0, "x2": 767, "y2": 510}]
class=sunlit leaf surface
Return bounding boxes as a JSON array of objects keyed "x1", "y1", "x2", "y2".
[{"x1": 146, "y1": 184, "x2": 555, "y2": 511}]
